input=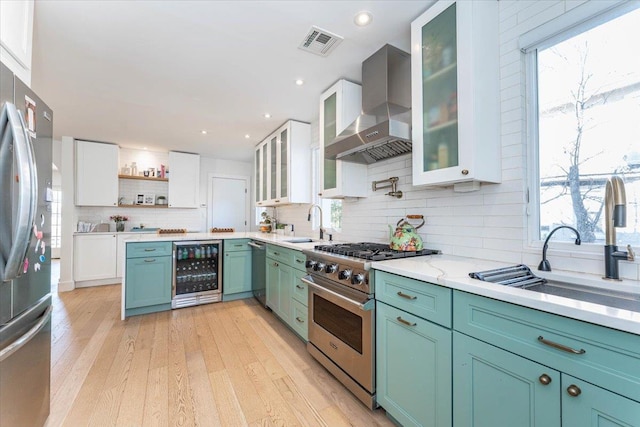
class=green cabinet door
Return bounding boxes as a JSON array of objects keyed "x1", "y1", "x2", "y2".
[
  {"x1": 562, "y1": 375, "x2": 640, "y2": 427},
  {"x1": 223, "y1": 250, "x2": 251, "y2": 295},
  {"x1": 125, "y1": 255, "x2": 172, "y2": 309},
  {"x1": 377, "y1": 301, "x2": 452, "y2": 427},
  {"x1": 266, "y1": 258, "x2": 279, "y2": 311},
  {"x1": 453, "y1": 332, "x2": 560, "y2": 427},
  {"x1": 276, "y1": 263, "x2": 292, "y2": 323}
]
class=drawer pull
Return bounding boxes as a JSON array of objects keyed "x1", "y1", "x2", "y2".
[
  {"x1": 537, "y1": 336, "x2": 586, "y2": 355},
  {"x1": 296, "y1": 285, "x2": 304, "y2": 290},
  {"x1": 567, "y1": 384, "x2": 581, "y2": 397},
  {"x1": 538, "y1": 374, "x2": 552, "y2": 385},
  {"x1": 273, "y1": 252, "x2": 280, "y2": 256},
  {"x1": 296, "y1": 317, "x2": 305, "y2": 323},
  {"x1": 296, "y1": 259, "x2": 304, "y2": 263},
  {"x1": 397, "y1": 291, "x2": 417, "y2": 300},
  {"x1": 144, "y1": 248, "x2": 157, "y2": 252},
  {"x1": 144, "y1": 259, "x2": 156, "y2": 263},
  {"x1": 397, "y1": 316, "x2": 417, "y2": 327},
  {"x1": 234, "y1": 244, "x2": 243, "y2": 247},
  {"x1": 273, "y1": 262, "x2": 279, "y2": 267}
]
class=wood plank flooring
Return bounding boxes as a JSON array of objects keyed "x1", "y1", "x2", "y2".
[{"x1": 46, "y1": 283, "x2": 394, "y2": 426}]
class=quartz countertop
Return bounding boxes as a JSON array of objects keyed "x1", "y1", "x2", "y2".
[{"x1": 372, "y1": 254, "x2": 640, "y2": 335}]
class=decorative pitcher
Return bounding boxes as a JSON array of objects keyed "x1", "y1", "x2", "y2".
[{"x1": 388, "y1": 215, "x2": 425, "y2": 251}]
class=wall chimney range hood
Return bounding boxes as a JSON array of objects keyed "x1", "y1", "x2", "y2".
[{"x1": 325, "y1": 44, "x2": 412, "y2": 164}]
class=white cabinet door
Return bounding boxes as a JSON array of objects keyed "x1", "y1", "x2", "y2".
[
  {"x1": 74, "y1": 234, "x2": 117, "y2": 282},
  {"x1": 319, "y1": 79, "x2": 368, "y2": 198},
  {"x1": 75, "y1": 140, "x2": 119, "y2": 206},
  {"x1": 411, "y1": 0, "x2": 501, "y2": 187},
  {"x1": 168, "y1": 151, "x2": 200, "y2": 208},
  {"x1": 116, "y1": 234, "x2": 128, "y2": 278},
  {"x1": 0, "y1": 0, "x2": 34, "y2": 85}
]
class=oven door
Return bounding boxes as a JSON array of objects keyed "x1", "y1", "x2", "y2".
[{"x1": 302, "y1": 274, "x2": 375, "y2": 392}]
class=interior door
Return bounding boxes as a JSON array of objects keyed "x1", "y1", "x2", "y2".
[{"x1": 209, "y1": 175, "x2": 249, "y2": 232}]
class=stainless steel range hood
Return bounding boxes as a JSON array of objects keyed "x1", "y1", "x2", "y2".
[{"x1": 325, "y1": 44, "x2": 411, "y2": 164}]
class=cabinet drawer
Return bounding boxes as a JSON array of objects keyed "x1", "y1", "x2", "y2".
[
  {"x1": 224, "y1": 239, "x2": 251, "y2": 252},
  {"x1": 375, "y1": 271, "x2": 452, "y2": 328},
  {"x1": 292, "y1": 269, "x2": 308, "y2": 306},
  {"x1": 267, "y1": 244, "x2": 294, "y2": 265},
  {"x1": 290, "y1": 299, "x2": 308, "y2": 341},
  {"x1": 454, "y1": 291, "x2": 640, "y2": 401},
  {"x1": 292, "y1": 251, "x2": 307, "y2": 271},
  {"x1": 126, "y1": 241, "x2": 172, "y2": 258}
]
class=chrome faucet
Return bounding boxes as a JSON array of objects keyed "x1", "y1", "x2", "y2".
[
  {"x1": 538, "y1": 226, "x2": 581, "y2": 271},
  {"x1": 307, "y1": 204, "x2": 324, "y2": 240},
  {"x1": 604, "y1": 175, "x2": 635, "y2": 280}
]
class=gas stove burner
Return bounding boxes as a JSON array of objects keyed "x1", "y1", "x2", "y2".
[{"x1": 313, "y1": 242, "x2": 440, "y2": 261}]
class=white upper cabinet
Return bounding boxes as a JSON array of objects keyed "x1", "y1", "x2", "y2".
[
  {"x1": 411, "y1": 0, "x2": 501, "y2": 187},
  {"x1": 168, "y1": 151, "x2": 200, "y2": 208},
  {"x1": 319, "y1": 79, "x2": 368, "y2": 198},
  {"x1": 255, "y1": 120, "x2": 310, "y2": 207},
  {"x1": 75, "y1": 140, "x2": 119, "y2": 206},
  {"x1": 0, "y1": 0, "x2": 34, "y2": 86}
]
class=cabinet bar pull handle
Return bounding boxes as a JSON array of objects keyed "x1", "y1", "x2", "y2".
[
  {"x1": 296, "y1": 317, "x2": 304, "y2": 323},
  {"x1": 234, "y1": 244, "x2": 243, "y2": 247},
  {"x1": 144, "y1": 248, "x2": 156, "y2": 252},
  {"x1": 397, "y1": 317, "x2": 417, "y2": 327},
  {"x1": 566, "y1": 385, "x2": 581, "y2": 397},
  {"x1": 144, "y1": 259, "x2": 156, "y2": 263},
  {"x1": 537, "y1": 336, "x2": 585, "y2": 355},
  {"x1": 273, "y1": 252, "x2": 280, "y2": 255},
  {"x1": 397, "y1": 291, "x2": 417, "y2": 300},
  {"x1": 296, "y1": 285, "x2": 304, "y2": 289},
  {"x1": 296, "y1": 259, "x2": 304, "y2": 263},
  {"x1": 538, "y1": 374, "x2": 552, "y2": 385}
]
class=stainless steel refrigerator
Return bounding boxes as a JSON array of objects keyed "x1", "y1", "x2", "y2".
[{"x1": 0, "y1": 61, "x2": 53, "y2": 427}]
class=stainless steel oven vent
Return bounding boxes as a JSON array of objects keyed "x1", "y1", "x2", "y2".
[
  {"x1": 338, "y1": 139, "x2": 412, "y2": 163},
  {"x1": 298, "y1": 26, "x2": 343, "y2": 57}
]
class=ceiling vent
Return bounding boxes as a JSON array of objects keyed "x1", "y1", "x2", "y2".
[{"x1": 298, "y1": 26, "x2": 343, "y2": 57}]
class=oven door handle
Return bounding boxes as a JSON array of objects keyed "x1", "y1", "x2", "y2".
[{"x1": 301, "y1": 276, "x2": 374, "y2": 311}]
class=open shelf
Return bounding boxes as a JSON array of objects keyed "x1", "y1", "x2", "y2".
[
  {"x1": 118, "y1": 174, "x2": 168, "y2": 182},
  {"x1": 118, "y1": 204, "x2": 168, "y2": 209}
]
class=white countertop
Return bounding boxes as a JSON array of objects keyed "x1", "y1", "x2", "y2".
[
  {"x1": 372, "y1": 255, "x2": 640, "y2": 335},
  {"x1": 111, "y1": 231, "x2": 640, "y2": 334}
]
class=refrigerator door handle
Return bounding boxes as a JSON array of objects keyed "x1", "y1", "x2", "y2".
[
  {"x1": 0, "y1": 305, "x2": 52, "y2": 362},
  {"x1": 0, "y1": 102, "x2": 38, "y2": 281}
]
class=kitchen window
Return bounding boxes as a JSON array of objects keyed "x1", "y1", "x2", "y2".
[{"x1": 523, "y1": 2, "x2": 640, "y2": 247}]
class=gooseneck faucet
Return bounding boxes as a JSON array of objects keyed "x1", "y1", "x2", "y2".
[
  {"x1": 604, "y1": 175, "x2": 635, "y2": 280},
  {"x1": 307, "y1": 204, "x2": 324, "y2": 240},
  {"x1": 538, "y1": 226, "x2": 581, "y2": 271}
]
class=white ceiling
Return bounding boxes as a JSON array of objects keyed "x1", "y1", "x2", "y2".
[{"x1": 31, "y1": 1, "x2": 431, "y2": 162}]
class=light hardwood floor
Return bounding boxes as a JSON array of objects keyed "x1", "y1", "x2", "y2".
[{"x1": 46, "y1": 282, "x2": 394, "y2": 426}]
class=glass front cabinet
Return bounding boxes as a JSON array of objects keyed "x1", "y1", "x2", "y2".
[
  {"x1": 411, "y1": 0, "x2": 501, "y2": 187},
  {"x1": 319, "y1": 79, "x2": 368, "y2": 198},
  {"x1": 255, "y1": 120, "x2": 311, "y2": 206}
]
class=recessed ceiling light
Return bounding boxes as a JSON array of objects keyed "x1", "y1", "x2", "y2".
[
  {"x1": 245, "y1": 134, "x2": 250, "y2": 139},
  {"x1": 201, "y1": 130, "x2": 207, "y2": 135},
  {"x1": 143, "y1": 147, "x2": 147, "y2": 150},
  {"x1": 354, "y1": 11, "x2": 373, "y2": 27},
  {"x1": 295, "y1": 79, "x2": 304, "y2": 86},
  {"x1": 264, "y1": 113, "x2": 271, "y2": 119}
]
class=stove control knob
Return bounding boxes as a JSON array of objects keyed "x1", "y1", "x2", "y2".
[
  {"x1": 338, "y1": 269, "x2": 352, "y2": 281},
  {"x1": 314, "y1": 262, "x2": 326, "y2": 272},
  {"x1": 325, "y1": 264, "x2": 338, "y2": 274},
  {"x1": 351, "y1": 273, "x2": 365, "y2": 285},
  {"x1": 305, "y1": 260, "x2": 317, "y2": 269}
]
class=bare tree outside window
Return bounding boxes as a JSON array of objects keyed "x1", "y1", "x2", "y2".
[{"x1": 537, "y1": 8, "x2": 640, "y2": 245}]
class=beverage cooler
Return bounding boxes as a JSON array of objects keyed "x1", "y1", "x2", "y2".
[{"x1": 172, "y1": 240, "x2": 222, "y2": 309}]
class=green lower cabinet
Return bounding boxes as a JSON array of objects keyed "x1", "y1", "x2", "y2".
[
  {"x1": 453, "y1": 331, "x2": 561, "y2": 427},
  {"x1": 266, "y1": 257, "x2": 291, "y2": 323},
  {"x1": 125, "y1": 255, "x2": 172, "y2": 313},
  {"x1": 561, "y1": 375, "x2": 640, "y2": 427},
  {"x1": 290, "y1": 299, "x2": 308, "y2": 341},
  {"x1": 376, "y1": 301, "x2": 452, "y2": 427},
  {"x1": 223, "y1": 250, "x2": 252, "y2": 299}
]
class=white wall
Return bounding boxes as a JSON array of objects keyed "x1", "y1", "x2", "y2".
[{"x1": 273, "y1": 0, "x2": 640, "y2": 281}]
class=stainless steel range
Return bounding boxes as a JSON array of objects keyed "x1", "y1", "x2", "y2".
[{"x1": 302, "y1": 242, "x2": 439, "y2": 409}]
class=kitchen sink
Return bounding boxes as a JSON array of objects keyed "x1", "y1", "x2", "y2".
[
  {"x1": 521, "y1": 280, "x2": 640, "y2": 313},
  {"x1": 283, "y1": 238, "x2": 315, "y2": 243},
  {"x1": 469, "y1": 264, "x2": 640, "y2": 313}
]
